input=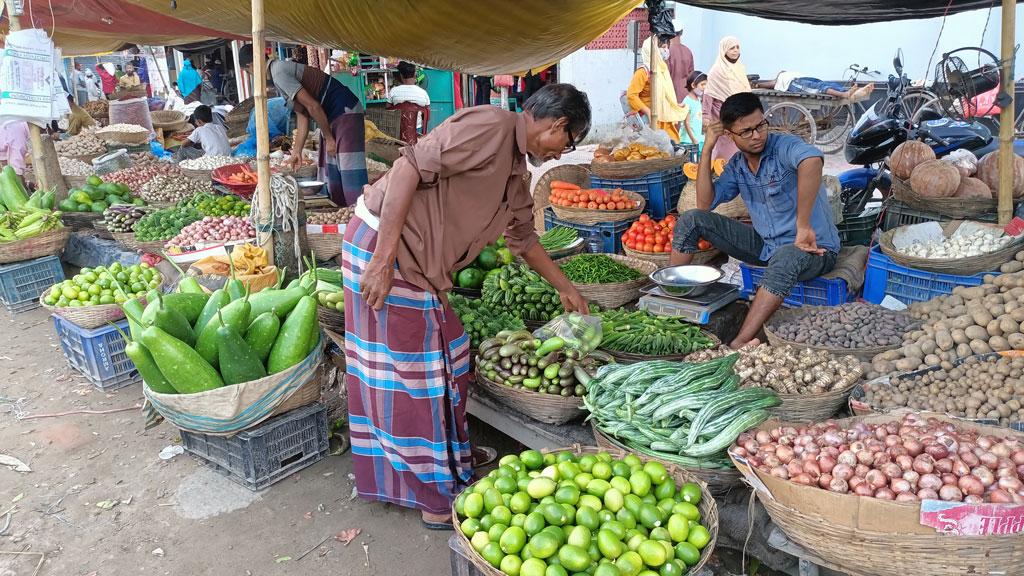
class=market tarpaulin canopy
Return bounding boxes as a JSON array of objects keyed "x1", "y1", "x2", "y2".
[
  {"x1": 0, "y1": 0, "x2": 242, "y2": 56},
  {"x1": 119, "y1": 0, "x2": 638, "y2": 74},
  {"x1": 672, "y1": 0, "x2": 1007, "y2": 25}
]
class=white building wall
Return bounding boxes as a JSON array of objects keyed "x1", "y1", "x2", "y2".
[{"x1": 563, "y1": 4, "x2": 1023, "y2": 133}]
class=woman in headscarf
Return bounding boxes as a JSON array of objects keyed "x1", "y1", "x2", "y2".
[
  {"x1": 177, "y1": 60, "x2": 203, "y2": 103},
  {"x1": 626, "y1": 36, "x2": 689, "y2": 142},
  {"x1": 704, "y1": 36, "x2": 751, "y2": 160}
]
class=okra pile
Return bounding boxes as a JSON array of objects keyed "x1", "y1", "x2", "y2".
[
  {"x1": 584, "y1": 356, "x2": 779, "y2": 469},
  {"x1": 475, "y1": 330, "x2": 611, "y2": 397},
  {"x1": 598, "y1": 309, "x2": 716, "y2": 356},
  {"x1": 118, "y1": 269, "x2": 324, "y2": 395}
]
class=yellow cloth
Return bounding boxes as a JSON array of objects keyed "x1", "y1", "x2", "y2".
[
  {"x1": 626, "y1": 68, "x2": 681, "y2": 142},
  {"x1": 638, "y1": 37, "x2": 688, "y2": 126},
  {"x1": 706, "y1": 36, "x2": 751, "y2": 102}
]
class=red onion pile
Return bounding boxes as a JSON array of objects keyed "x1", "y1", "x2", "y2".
[
  {"x1": 732, "y1": 413, "x2": 1024, "y2": 504},
  {"x1": 105, "y1": 163, "x2": 181, "y2": 193},
  {"x1": 168, "y1": 216, "x2": 255, "y2": 247}
]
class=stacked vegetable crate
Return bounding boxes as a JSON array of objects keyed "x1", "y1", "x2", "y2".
[
  {"x1": 52, "y1": 317, "x2": 140, "y2": 390},
  {"x1": 589, "y1": 166, "x2": 686, "y2": 220},
  {"x1": 543, "y1": 208, "x2": 630, "y2": 254},
  {"x1": 740, "y1": 263, "x2": 852, "y2": 307},
  {"x1": 863, "y1": 245, "x2": 990, "y2": 305},
  {"x1": 0, "y1": 255, "x2": 64, "y2": 315}
]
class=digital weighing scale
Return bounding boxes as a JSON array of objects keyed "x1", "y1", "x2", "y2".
[{"x1": 638, "y1": 282, "x2": 740, "y2": 324}]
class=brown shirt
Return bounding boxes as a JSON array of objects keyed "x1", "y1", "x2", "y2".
[
  {"x1": 362, "y1": 106, "x2": 538, "y2": 296},
  {"x1": 668, "y1": 38, "x2": 695, "y2": 101}
]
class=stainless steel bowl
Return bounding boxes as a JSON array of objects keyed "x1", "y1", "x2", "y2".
[{"x1": 649, "y1": 265, "x2": 723, "y2": 297}]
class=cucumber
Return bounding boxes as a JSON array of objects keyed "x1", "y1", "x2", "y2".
[{"x1": 244, "y1": 311, "x2": 281, "y2": 363}]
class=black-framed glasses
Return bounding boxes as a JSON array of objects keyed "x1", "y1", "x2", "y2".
[
  {"x1": 562, "y1": 125, "x2": 576, "y2": 153},
  {"x1": 729, "y1": 119, "x2": 769, "y2": 140}
]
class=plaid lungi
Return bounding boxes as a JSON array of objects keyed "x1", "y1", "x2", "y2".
[{"x1": 342, "y1": 215, "x2": 473, "y2": 514}]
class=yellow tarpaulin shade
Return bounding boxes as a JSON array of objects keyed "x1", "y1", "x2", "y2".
[{"x1": 121, "y1": 0, "x2": 638, "y2": 75}]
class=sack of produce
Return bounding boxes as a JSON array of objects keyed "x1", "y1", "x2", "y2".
[
  {"x1": 452, "y1": 445, "x2": 718, "y2": 576},
  {"x1": 137, "y1": 273, "x2": 325, "y2": 435}
]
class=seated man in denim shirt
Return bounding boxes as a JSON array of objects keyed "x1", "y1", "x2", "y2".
[{"x1": 671, "y1": 92, "x2": 840, "y2": 349}]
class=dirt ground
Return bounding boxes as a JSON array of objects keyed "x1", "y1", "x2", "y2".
[{"x1": 0, "y1": 306, "x2": 472, "y2": 576}]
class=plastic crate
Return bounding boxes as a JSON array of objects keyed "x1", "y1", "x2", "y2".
[
  {"x1": 181, "y1": 403, "x2": 328, "y2": 491},
  {"x1": 543, "y1": 208, "x2": 631, "y2": 254},
  {"x1": 836, "y1": 207, "x2": 880, "y2": 246},
  {"x1": 863, "y1": 245, "x2": 991, "y2": 305},
  {"x1": 52, "y1": 316, "x2": 139, "y2": 390},
  {"x1": 589, "y1": 166, "x2": 686, "y2": 220},
  {"x1": 880, "y1": 199, "x2": 996, "y2": 232},
  {"x1": 0, "y1": 255, "x2": 64, "y2": 314},
  {"x1": 740, "y1": 263, "x2": 851, "y2": 307}
]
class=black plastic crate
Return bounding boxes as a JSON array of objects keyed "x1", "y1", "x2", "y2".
[
  {"x1": 880, "y1": 199, "x2": 996, "y2": 232},
  {"x1": 181, "y1": 403, "x2": 328, "y2": 491},
  {"x1": 836, "y1": 206, "x2": 881, "y2": 246}
]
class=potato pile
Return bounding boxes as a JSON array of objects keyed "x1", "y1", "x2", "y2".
[
  {"x1": 999, "y1": 249, "x2": 1024, "y2": 274},
  {"x1": 687, "y1": 344, "x2": 863, "y2": 395},
  {"x1": 863, "y1": 355, "x2": 1024, "y2": 426},
  {"x1": 772, "y1": 302, "x2": 914, "y2": 349},
  {"x1": 867, "y1": 276, "x2": 1024, "y2": 379}
]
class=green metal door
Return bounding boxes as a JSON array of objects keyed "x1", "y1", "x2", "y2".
[{"x1": 422, "y1": 69, "x2": 454, "y2": 131}]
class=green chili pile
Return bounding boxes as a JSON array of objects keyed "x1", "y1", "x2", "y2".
[{"x1": 560, "y1": 254, "x2": 643, "y2": 284}]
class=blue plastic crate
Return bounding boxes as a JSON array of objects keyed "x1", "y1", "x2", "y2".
[
  {"x1": 52, "y1": 316, "x2": 139, "y2": 390},
  {"x1": 863, "y1": 245, "x2": 991, "y2": 306},
  {"x1": 0, "y1": 255, "x2": 64, "y2": 314},
  {"x1": 181, "y1": 403, "x2": 328, "y2": 491},
  {"x1": 543, "y1": 208, "x2": 631, "y2": 254},
  {"x1": 589, "y1": 167, "x2": 686, "y2": 220},
  {"x1": 740, "y1": 263, "x2": 851, "y2": 307}
]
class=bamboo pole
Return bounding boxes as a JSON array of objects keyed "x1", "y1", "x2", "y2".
[
  {"x1": 250, "y1": 0, "x2": 274, "y2": 264},
  {"x1": 998, "y1": 0, "x2": 1016, "y2": 225},
  {"x1": 649, "y1": 36, "x2": 659, "y2": 127},
  {"x1": 4, "y1": 0, "x2": 59, "y2": 196}
]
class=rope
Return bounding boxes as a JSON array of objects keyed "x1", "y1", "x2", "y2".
[
  {"x1": 250, "y1": 174, "x2": 303, "y2": 274},
  {"x1": 742, "y1": 489, "x2": 758, "y2": 574}
]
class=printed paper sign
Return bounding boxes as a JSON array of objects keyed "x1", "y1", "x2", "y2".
[{"x1": 920, "y1": 499, "x2": 1024, "y2": 536}]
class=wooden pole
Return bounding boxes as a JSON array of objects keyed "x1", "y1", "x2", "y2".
[
  {"x1": 4, "y1": 0, "x2": 60, "y2": 195},
  {"x1": 250, "y1": 0, "x2": 274, "y2": 264},
  {"x1": 998, "y1": 0, "x2": 1016, "y2": 225},
  {"x1": 648, "y1": 36, "x2": 659, "y2": 127}
]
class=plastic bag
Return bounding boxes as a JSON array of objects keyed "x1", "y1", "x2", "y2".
[
  {"x1": 939, "y1": 148, "x2": 978, "y2": 179},
  {"x1": 532, "y1": 312, "x2": 603, "y2": 355},
  {"x1": 107, "y1": 97, "x2": 154, "y2": 133},
  {"x1": 601, "y1": 123, "x2": 675, "y2": 160},
  {"x1": 233, "y1": 97, "x2": 289, "y2": 157}
]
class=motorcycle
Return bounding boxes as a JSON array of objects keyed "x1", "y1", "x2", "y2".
[{"x1": 841, "y1": 49, "x2": 999, "y2": 214}]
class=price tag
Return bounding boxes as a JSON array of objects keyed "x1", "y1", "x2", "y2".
[{"x1": 919, "y1": 500, "x2": 1024, "y2": 535}]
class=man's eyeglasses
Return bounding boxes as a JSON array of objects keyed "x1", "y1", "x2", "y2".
[
  {"x1": 563, "y1": 126, "x2": 577, "y2": 154},
  {"x1": 728, "y1": 119, "x2": 769, "y2": 140}
]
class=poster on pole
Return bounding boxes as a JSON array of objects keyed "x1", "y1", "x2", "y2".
[{"x1": 0, "y1": 28, "x2": 67, "y2": 126}]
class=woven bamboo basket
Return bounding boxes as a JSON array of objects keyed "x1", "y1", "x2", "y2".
[
  {"x1": 767, "y1": 381, "x2": 859, "y2": 422},
  {"x1": 734, "y1": 411, "x2": 1024, "y2": 576},
  {"x1": 91, "y1": 220, "x2": 113, "y2": 240},
  {"x1": 366, "y1": 137, "x2": 405, "y2": 165},
  {"x1": 96, "y1": 129, "x2": 150, "y2": 146},
  {"x1": 63, "y1": 174, "x2": 92, "y2": 189},
  {"x1": 179, "y1": 166, "x2": 214, "y2": 182},
  {"x1": 622, "y1": 244, "x2": 671, "y2": 267},
  {"x1": 0, "y1": 227, "x2": 71, "y2": 264},
  {"x1": 61, "y1": 211, "x2": 103, "y2": 230},
  {"x1": 601, "y1": 330, "x2": 720, "y2": 364},
  {"x1": 131, "y1": 238, "x2": 169, "y2": 254},
  {"x1": 307, "y1": 232, "x2": 343, "y2": 261},
  {"x1": 63, "y1": 152, "x2": 103, "y2": 165},
  {"x1": 763, "y1": 306, "x2": 913, "y2": 363},
  {"x1": 878, "y1": 225, "x2": 1021, "y2": 276},
  {"x1": 678, "y1": 180, "x2": 749, "y2": 219},
  {"x1": 317, "y1": 305, "x2": 344, "y2": 333},
  {"x1": 474, "y1": 367, "x2": 585, "y2": 425},
  {"x1": 111, "y1": 232, "x2": 138, "y2": 250},
  {"x1": 891, "y1": 175, "x2": 1016, "y2": 219},
  {"x1": 590, "y1": 155, "x2": 685, "y2": 179},
  {"x1": 278, "y1": 163, "x2": 318, "y2": 179},
  {"x1": 452, "y1": 443, "x2": 719, "y2": 575},
  {"x1": 150, "y1": 110, "x2": 186, "y2": 129},
  {"x1": 555, "y1": 254, "x2": 655, "y2": 310},
  {"x1": 550, "y1": 189, "x2": 646, "y2": 225},
  {"x1": 41, "y1": 296, "x2": 126, "y2": 329},
  {"x1": 590, "y1": 424, "x2": 741, "y2": 497},
  {"x1": 533, "y1": 164, "x2": 591, "y2": 234}
]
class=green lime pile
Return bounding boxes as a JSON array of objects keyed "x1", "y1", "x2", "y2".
[
  {"x1": 454, "y1": 449, "x2": 713, "y2": 576},
  {"x1": 184, "y1": 193, "x2": 251, "y2": 217},
  {"x1": 43, "y1": 262, "x2": 162, "y2": 307},
  {"x1": 134, "y1": 206, "x2": 202, "y2": 241}
]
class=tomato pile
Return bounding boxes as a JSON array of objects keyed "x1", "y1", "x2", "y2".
[
  {"x1": 550, "y1": 181, "x2": 638, "y2": 211},
  {"x1": 622, "y1": 215, "x2": 712, "y2": 254}
]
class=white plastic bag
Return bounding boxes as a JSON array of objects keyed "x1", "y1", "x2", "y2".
[
  {"x1": 532, "y1": 312, "x2": 603, "y2": 354},
  {"x1": 940, "y1": 149, "x2": 978, "y2": 178}
]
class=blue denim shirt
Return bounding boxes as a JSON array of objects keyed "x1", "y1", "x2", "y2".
[{"x1": 712, "y1": 133, "x2": 840, "y2": 260}]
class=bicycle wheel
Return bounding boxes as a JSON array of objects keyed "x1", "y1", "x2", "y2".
[
  {"x1": 765, "y1": 102, "x2": 817, "y2": 145},
  {"x1": 902, "y1": 88, "x2": 939, "y2": 121},
  {"x1": 815, "y1": 103, "x2": 855, "y2": 153}
]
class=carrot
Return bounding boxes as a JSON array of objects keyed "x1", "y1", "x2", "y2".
[{"x1": 550, "y1": 180, "x2": 580, "y2": 191}]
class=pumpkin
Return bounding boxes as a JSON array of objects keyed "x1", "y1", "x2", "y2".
[
  {"x1": 909, "y1": 159, "x2": 961, "y2": 198},
  {"x1": 890, "y1": 140, "x2": 936, "y2": 180},
  {"x1": 953, "y1": 176, "x2": 993, "y2": 199},
  {"x1": 712, "y1": 159, "x2": 727, "y2": 177},
  {"x1": 976, "y1": 150, "x2": 1024, "y2": 198},
  {"x1": 683, "y1": 162, "x2": 699, "y2": 180}
]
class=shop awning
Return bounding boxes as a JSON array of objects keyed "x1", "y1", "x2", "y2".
[
  {"x1": 0, "y1": 0, "x2": 242, "y2": 56},
  {"x1": 117, "y1": 0, "x2": 638, "y2": 75},
  {"x1": 671, "y1": 0, "x2": 1006, "y2": 26}
]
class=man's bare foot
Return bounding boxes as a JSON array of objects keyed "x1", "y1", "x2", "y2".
[
  {"x1": 851, "y1": 84, "x2": 875, "y2": 101},
  {"x1": 728, "y1": 336, "x2": 760, "y2": 350}
]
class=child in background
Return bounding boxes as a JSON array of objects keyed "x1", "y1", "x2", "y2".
[{"x1": 679, "y1": 71, "x2": 707, "y2": 159}]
